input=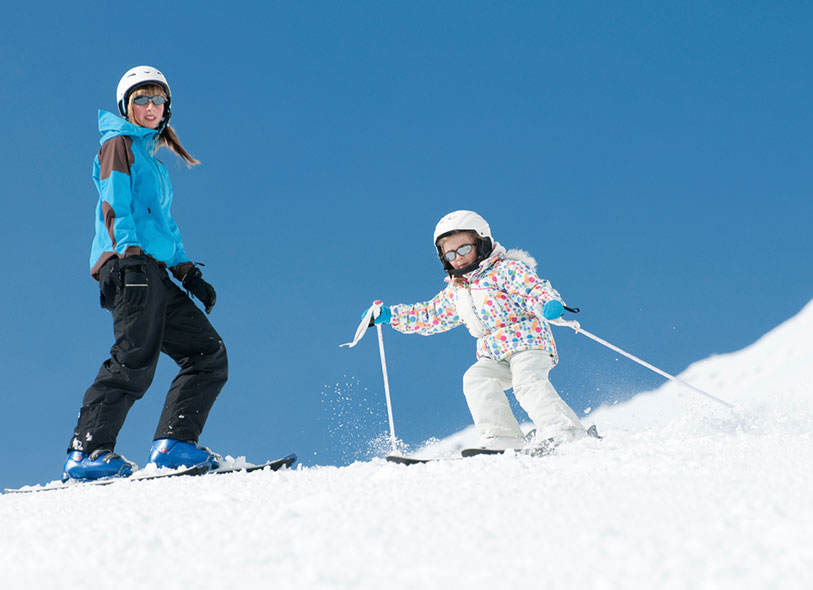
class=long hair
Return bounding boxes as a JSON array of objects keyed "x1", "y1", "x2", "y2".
[{"x1": 127, "y1": 85, "x2": 200, "y2": 168}]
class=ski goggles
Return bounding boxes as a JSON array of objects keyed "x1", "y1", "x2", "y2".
[
  {"x1": 442, "y1": 243, "x2": 475, "y2": 261},
  {"x1": 132, "y1": 95, "x2": 167, "y2": 106}
]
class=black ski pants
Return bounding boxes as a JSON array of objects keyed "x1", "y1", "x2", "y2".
[{"x1": 69, "y1": 256, "x2": 228, "y2": 455}]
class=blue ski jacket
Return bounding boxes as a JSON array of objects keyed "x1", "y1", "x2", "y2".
[{"x1": 89, "y1": 110, "x2": 191, "y2": 279}]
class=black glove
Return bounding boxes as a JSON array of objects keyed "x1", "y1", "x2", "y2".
[
  {"x1": 183, "y1": 265, "x2": 217, "y2": 314},
  {"x1": 121, "y1": 259, "x2": 148, "y2": 309}
]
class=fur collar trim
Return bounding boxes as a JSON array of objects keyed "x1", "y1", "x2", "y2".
[{"x1": 503, "y1": 248, "x2": 537, "y2": 271}]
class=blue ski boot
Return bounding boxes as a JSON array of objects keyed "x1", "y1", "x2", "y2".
[
  {"x1": 62, "y1": 449, "x2": 136, "y2": 482},
  {"x1": 148, "y1": 439, "x2": 222, "y2": 472}
]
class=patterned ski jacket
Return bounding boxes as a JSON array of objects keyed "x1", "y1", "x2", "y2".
[
  {"x1": 89, "y1": 110, "x2": 191, "y2": 279},
  {"x1": 389, "y1": 246, "x2": 564, "y2": 363}
]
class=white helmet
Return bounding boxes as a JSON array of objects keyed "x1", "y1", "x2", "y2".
[
  {"x1": 433, "y1": 210, "x2": 492, "y2": 244},
  {"x1": 433, "y1": 210, "x2": 495, "y2": 276},
  {"x1": 116, "y1": 65, "x2": 172, "y2": 127}
]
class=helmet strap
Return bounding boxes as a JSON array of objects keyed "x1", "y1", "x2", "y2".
[{"x1": 447, "y1": 260, "x2": 481, "y2": 277}]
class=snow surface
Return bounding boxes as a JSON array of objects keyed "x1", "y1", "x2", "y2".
[{"x1": 2, "y1": 301, "x2": 812, "y2": 589}]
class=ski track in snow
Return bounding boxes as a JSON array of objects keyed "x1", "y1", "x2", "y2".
[{"x1": 2, "y1": 301, "x2": 813, "y2": 589}]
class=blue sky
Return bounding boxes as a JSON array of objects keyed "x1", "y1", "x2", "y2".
[{"x1": 1, "y1": 1, "x2": 811, "y2": 490}]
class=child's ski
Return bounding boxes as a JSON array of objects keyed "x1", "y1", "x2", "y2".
[
  {"x1": 385, "y1": 455, "x2": 438, "y2": 465},
  {"x1": 386, "y1": 445, "x2": 556, "y2": 465},
  {"x1": 461, "y1": 425, "x2": 601, "y2": 457},
  {"x1": 460, "y1": 446, "x2": 555, "y2": 458}
]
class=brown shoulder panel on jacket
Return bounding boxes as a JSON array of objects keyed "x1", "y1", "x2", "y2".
[{"x1": 98, "y1": 135, "x2": 134, "y2": 180}]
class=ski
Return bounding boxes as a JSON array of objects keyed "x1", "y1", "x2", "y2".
[
  {"x1": 460, "y1": 448, "x2": 505, "y2": 457},
  {"x1": 386, "y1": 445, "x2": 556, "y2": 465},
  {"x1": 4, "y1": 454, "x2": 297, "y2": 495},
  {"x1": 3, "y1": 464, "x2": 209, "y2": 495},
  {"x1": 385, "y1": 455, "x2": 439, "y2": 465},
  {"x1": 460, "y1": 425, "x2": 602, "y2": 458},
  {"x1": 461, "y1": 445, "x2": 556, "y2": 458},
  {"x1": 213, "y1": 454, "x2": 297, "y2": 474}
]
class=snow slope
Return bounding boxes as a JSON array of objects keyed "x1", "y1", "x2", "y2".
[{"x1": 2, "y1": 301, "x2": 812, "y2": 589}]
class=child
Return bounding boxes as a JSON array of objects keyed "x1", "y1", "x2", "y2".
[{"x1": 370, "y1": 210, "x2": 586, "y2": 451}]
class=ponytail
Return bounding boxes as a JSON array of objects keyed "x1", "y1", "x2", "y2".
[
  {"x1": 127, "y1": 84, "x2": 200, "y2": 167},
  {"x1": 158, "y1": 125, "x2": 200, "y2": 168}
]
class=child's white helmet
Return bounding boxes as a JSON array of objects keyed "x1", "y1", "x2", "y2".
[
  {"x1": 433, "y1": 210, "x2": 495, "y2": 276},
  {"x1": 433, "y1": 210, "x2": 492, "y2": 245},
  {"x1": 116, "y1": 66, "x2": 172, "y2": 128}
]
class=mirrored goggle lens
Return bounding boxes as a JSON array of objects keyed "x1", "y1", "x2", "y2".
[
  {"x1": 443, "y1": 244, "x2": 474, "y2": 261},
  {"x1": 132, "y1": 95, "x2": 167, "y2": 106}
]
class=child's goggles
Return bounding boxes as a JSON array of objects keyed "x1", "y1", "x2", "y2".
[{"x1": 442, "y1": 244, "x2": 475, "y2": 261}]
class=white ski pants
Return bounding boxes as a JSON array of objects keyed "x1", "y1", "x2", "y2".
[{"x1": 462, "y1": 350, "x2": 585, "y2": 441}]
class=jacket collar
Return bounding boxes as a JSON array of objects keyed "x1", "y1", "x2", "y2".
[{"x1": 97, "y1": 110, "x2": 158, "y2": 145}]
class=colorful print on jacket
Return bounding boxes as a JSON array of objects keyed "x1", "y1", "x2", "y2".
[
  {"x1": 389, "y1": 246, "x2": 564, "y2": 363},
  {"x1": 89, "y1": 110, "x2": 190, "y2": 278}
]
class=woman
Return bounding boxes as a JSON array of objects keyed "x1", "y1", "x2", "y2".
[
  {"x1": 63, "y1": 66, "x2": 228, "y2": 482},
  {"x1": 368, "y1": 210, "x2": 587, "y2": 452}
]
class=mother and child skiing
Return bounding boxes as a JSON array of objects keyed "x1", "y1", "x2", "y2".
[{"x1": 61, "y1": 64, "x2": 588, "y2": 483}]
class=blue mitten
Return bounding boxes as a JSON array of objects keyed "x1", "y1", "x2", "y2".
[
  {"x1": 363, "y1": 305, "x2": 392, "y2": 326},
  {"x1": 541, "y1": 300, "x2": 565, "y2": 321}
]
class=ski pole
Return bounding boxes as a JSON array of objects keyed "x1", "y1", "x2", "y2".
[
  {"x1": 341, "y1": 301, "x2": 399, "y2": 452},
  {"x1": 549, "y1": 317, "x2": 734, "y2": 409},
  {"x1": 376, "y1": 321, "x2": 398, "y2": 453}
]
